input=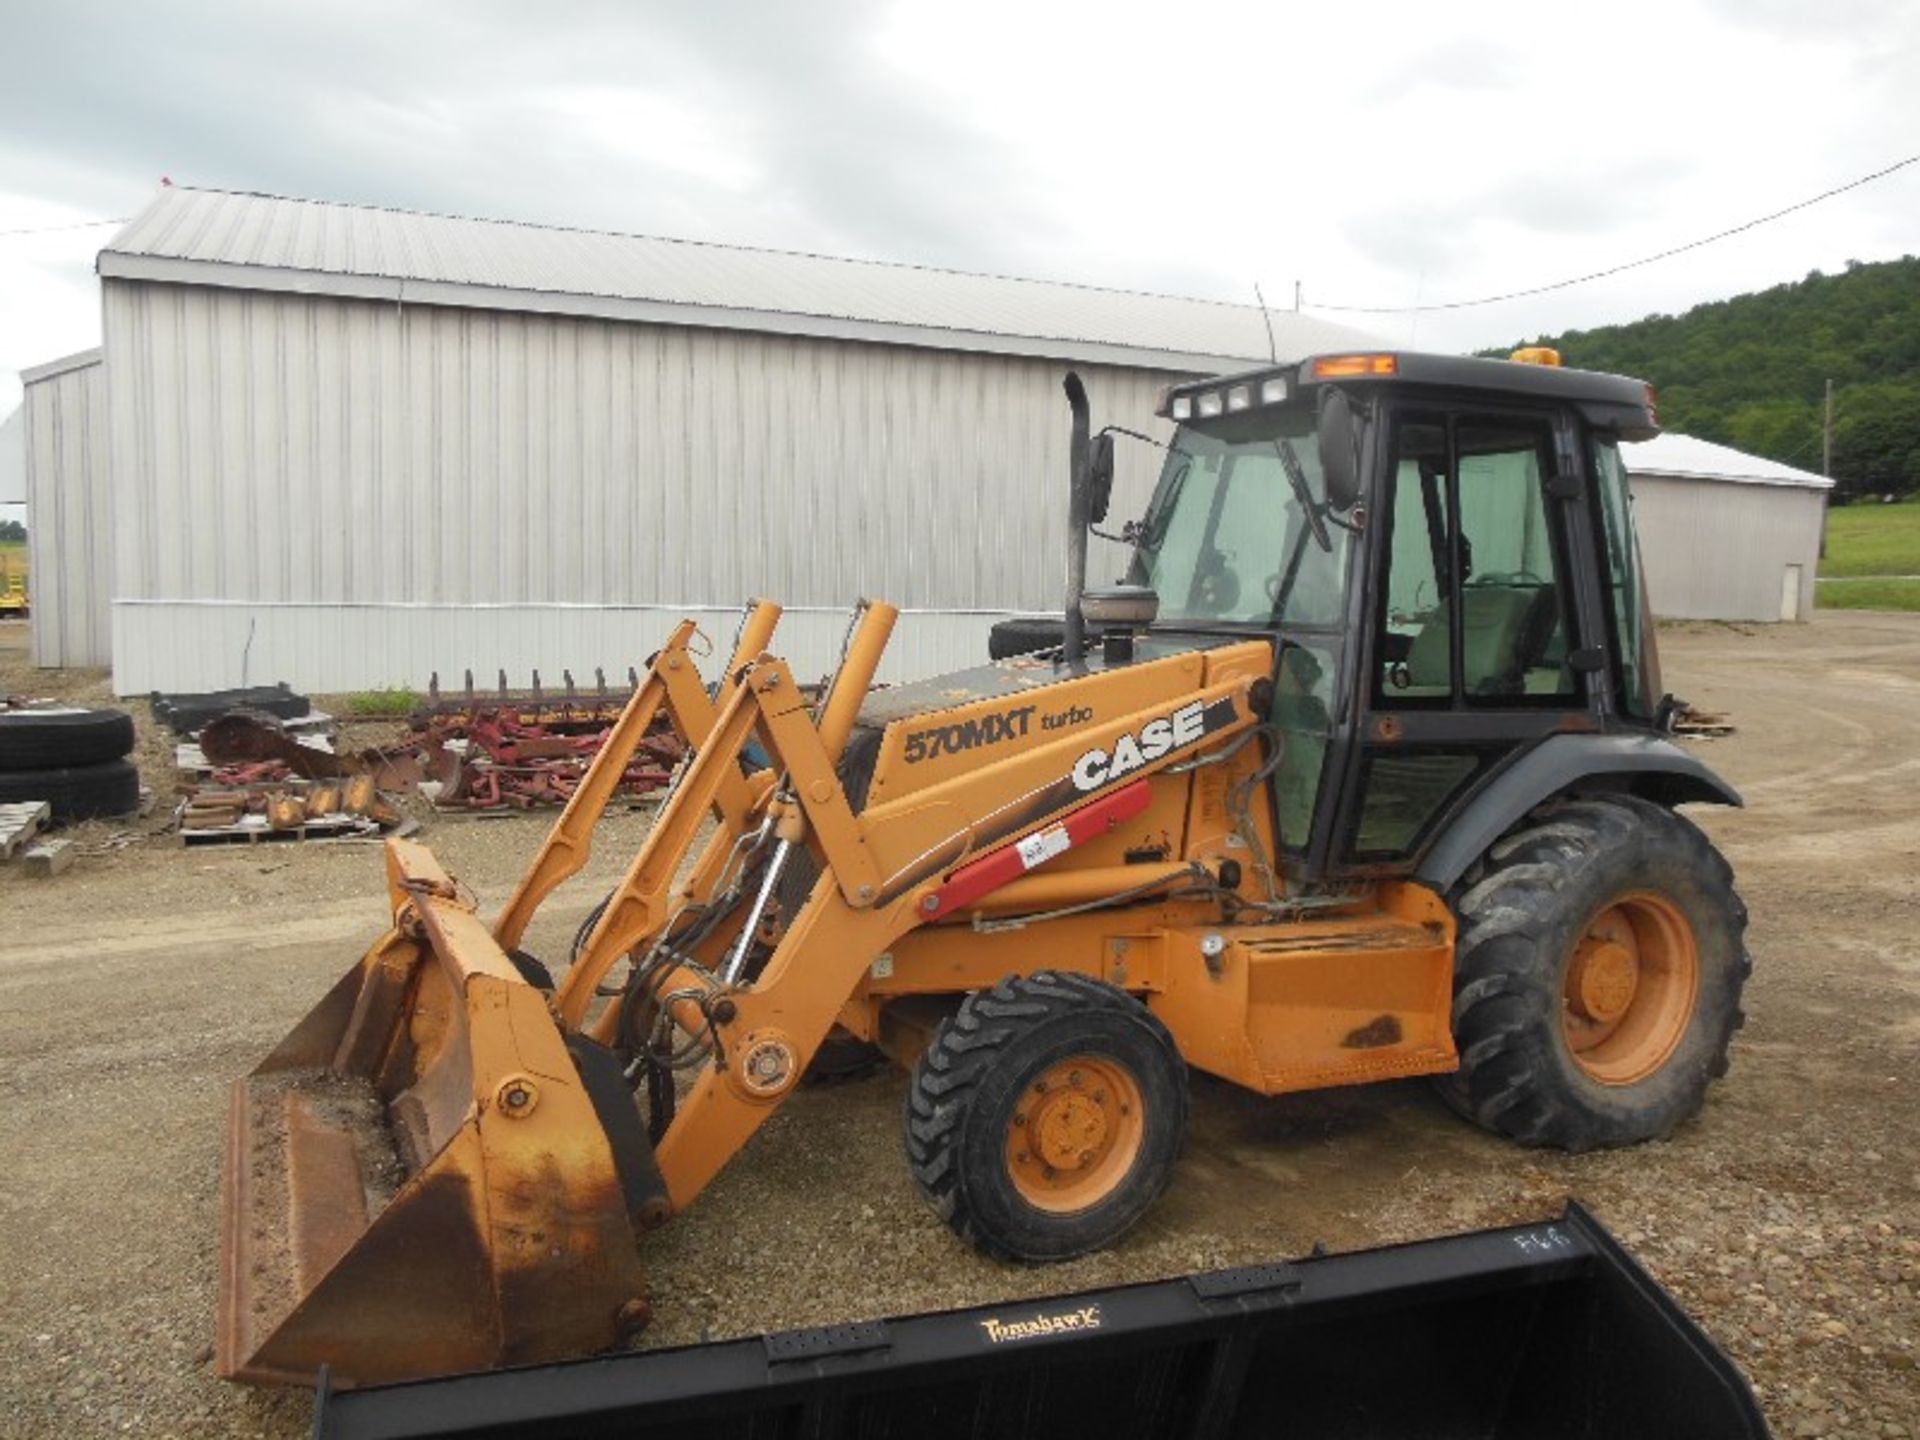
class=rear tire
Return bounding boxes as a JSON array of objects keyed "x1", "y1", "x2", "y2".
[
  {"x1": 1440, "y1": 794, "x2": 1749, "y2": 1151},
  {"x1": 905, "y1": 972, "x2": 1188, "y2": 1261}
]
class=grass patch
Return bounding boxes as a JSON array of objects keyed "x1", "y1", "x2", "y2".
[
  {"x1": 1820, "y1": 501, "x2": 1920, "y2": 578},
  {"x1": 1814, "y1": 577, "x2": 1920, "y2": 611},
  {"x1": 344, "y1": 688, "x2": 421, "y2": 718}
]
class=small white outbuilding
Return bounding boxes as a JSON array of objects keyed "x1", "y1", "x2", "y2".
[{"x1": 1621, "y1": 433, "x2": 1832, "y2": 623}]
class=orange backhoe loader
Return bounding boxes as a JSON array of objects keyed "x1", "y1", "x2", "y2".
[{"x1": 220, "y1": 349, "x2": 1749, "y2": 1388}]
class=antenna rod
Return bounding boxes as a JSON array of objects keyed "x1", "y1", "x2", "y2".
[{"x1": 1252, "y1": 282, "x2": 1279, "y2": 364}]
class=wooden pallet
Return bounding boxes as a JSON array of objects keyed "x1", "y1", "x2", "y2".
[
  {"x1": 178, "y1": 811, "x2": 380, "y2": 847},
  {"x1": 0, "y1": 801, "x2": 51, "y2": 860}
]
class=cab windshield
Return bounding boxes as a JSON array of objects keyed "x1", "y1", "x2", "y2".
[{"x1": 1126, "y1": 409, "x2": 1352, "y2": 628}]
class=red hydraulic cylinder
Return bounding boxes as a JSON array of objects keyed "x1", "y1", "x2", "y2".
[{"x1": 921, "y1": 779, "x2": 1152, "y2": 919}]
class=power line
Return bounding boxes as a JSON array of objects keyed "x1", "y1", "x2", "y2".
[
  {"x1": 0, "y1": 216, "x2": 129, "y2": 239},
  {"x1": 1308, "y1": 153, "x2": 1920, "y2": 314}
]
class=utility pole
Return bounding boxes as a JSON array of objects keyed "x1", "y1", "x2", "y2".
[
  {"x1": 1820, "y1": 377, "x2": 1834, "y2": 561},
  {"x1": 1293, "y1": 280, "x2": 1301, "y2": 312},
  {"x1": 1822, "y1": 378, "x2": 1834, "y2": 478}
]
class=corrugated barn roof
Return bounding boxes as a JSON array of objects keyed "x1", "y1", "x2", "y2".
[
  {"x1": 1623, "y1": 432, "x2": 1834, "y2": 490},
  {"x1": 99, "y1": 187, "x2": 1378, "y2": 372}
]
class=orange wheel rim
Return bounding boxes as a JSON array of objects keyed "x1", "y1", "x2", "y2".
[
  {"x1": 1004, "y1": 1054, "x2": 1146, "y2": 1213},
  {"x1": 1561, "y1": 890, "x2": 1700, "y2": 1086}
]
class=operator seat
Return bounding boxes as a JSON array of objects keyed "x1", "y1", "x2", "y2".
[{"x1": 1406, "y1": 586, "x2": 1557, "y2": 696}]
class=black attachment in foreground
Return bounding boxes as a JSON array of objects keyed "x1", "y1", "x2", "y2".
[{"x1": 312, "y1": 1201, "x2": 1768, "y2": 1440}]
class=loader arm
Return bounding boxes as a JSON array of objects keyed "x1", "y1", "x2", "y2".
[
  {"x1": 644, "y1": 654, "x2": 1263, "y2": 1210},
  {"x1": 493, "y1": 601, "x2": 784, "y2": 955},
  {"x1": 556, "y1": 602, "x2": 899, "y2": 1029}
]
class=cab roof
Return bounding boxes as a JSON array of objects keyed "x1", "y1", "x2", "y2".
[{"x1": 1159, "y1": 350, "x2": 1661, "y2": 440}]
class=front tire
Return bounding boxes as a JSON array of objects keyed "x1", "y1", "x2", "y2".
[
  {"x1": 905, "y1": 972, "x2": 1188, "y2": 1261},
  {"x1": 1441, "y1": 794, "x2": 1749, "y2": 1151}
]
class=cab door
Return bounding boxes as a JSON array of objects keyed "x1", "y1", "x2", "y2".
[{"x1": 1323, "y1": 401, "x2": 1604, "y2": 873}]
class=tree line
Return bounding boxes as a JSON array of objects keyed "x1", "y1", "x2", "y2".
[{"x1": 1497, "y1": 256, "x2": 1920, "y2": 501}]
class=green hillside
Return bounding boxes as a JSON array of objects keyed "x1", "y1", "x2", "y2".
[{"x1": 1499, "y1": 256, "x2": 1920, "y2": 500}]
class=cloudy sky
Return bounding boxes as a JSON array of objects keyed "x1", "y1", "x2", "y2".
[{"x1": 3, "y1": 0, "x2": 1917, "y2": 437}]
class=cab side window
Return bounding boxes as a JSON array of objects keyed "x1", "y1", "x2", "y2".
[
  {"x1": 1377, "y1": 420, "x2": 1451, "y2": 700},
  {"x1": 1453, "y1": 419, "x2": 1576, "y2": 701},
  {"x1": 1374, "y1": 413, "x2": 1577, "y2": 705}
]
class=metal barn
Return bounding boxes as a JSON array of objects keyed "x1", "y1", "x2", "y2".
[
  {"x1": 20, "y1": 347, "x2": 111, "y2": 667},
  {"x1": 1621, "y1": 433, "x2": 1833, "y2": 622},
  {"x1": 71, "y1": 186, "x2": 1374, "y2": 695}
]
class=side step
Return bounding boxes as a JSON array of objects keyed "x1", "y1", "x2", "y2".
[{"x1": 312, "y1": 1201, "x2": 1770, "y2": 1440}]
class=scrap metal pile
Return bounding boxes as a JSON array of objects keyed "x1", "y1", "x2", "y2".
[
  {"x1": 164, "y1": 671, "x2": 688, "y2": 841},
  {"x1": 174, "y1": 705, "x2": 412, "y2": 841},
  {"x1": 409, "y1": 672, "x2": 687, "y2": 812}
]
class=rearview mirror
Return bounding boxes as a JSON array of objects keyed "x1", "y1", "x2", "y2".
[
  {"x1": 1086, "y1": 433, "x2": 1116, "y2": 524},
  {"x1": 1317, "y1": 390, "x2": 1362, "y2": 513}
]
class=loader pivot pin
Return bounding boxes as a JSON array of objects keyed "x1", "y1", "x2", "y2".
[
  {"x1": 496, "y1": 1076, "x2": 540, "y2": 1117},
  {"x1": 739, "y1": 1033, "x2": 800, "y2": 1098}
]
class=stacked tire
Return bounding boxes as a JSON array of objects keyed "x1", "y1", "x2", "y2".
[{"x1": 0, "y1": 708, "x2": 141, "y2": 822}]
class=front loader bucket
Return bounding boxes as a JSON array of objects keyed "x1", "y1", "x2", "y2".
[
  {"x1": 219, "y1": 840, "x2": 657, "y2": 1388},
  {"x1": 312, "y1": 1203, "x2": 1767, "y2": 1439}
]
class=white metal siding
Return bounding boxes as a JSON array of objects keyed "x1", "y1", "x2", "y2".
[
  {"x1": 24, "y1": 358, "x2": 112, "y2": 666},
  {"x1": 104, "y1": 279, "x2": 1182, "y2": 692},
  {"x1": 1629, "y1": 474, "x2": 1826, "y2": 622}
]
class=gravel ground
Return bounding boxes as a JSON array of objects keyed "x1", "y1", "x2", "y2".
[{"x1": 1, "y1": 613, "x2": 1916, "y2": 1438}]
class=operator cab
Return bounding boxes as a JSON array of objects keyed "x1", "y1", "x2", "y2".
[{"x1": 1131, "y1": 350, "x2": 1664, "y2": 883}]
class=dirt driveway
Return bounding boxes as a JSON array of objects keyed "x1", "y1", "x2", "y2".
[{"x1": 1, "y1": 613, "x2": 1915, "y2": 1438}]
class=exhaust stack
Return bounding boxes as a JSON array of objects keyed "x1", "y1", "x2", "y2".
[{"x1": 1062, "y1": 372, "x2": 1091, "y2": 663}]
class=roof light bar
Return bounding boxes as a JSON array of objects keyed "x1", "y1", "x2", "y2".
[
  {"x1": 1155, "y1": 365, "x2": 1296, "y2": 420},
  {"x1": 1311, "y1": 354, "x2": 1398, "y2": 379}
]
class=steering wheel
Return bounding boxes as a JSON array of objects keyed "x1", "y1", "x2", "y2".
[
  {"x1": 1195, "y1": 566, "x2": 1241, "y2": 615},
  {"x1": 1470, "y1": 569, "x2": 1546, "y2": 587}
]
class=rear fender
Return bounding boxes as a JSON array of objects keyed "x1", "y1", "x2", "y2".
[{"x1": 1415, "y1": 733, "x2": 1741, "y2": 893}]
